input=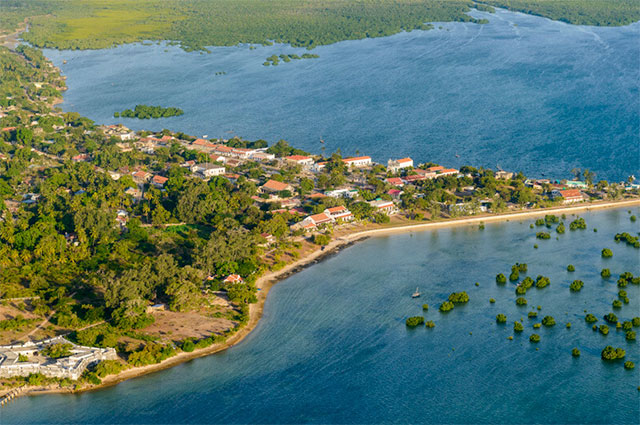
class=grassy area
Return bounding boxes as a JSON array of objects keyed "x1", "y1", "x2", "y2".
[{"x1": 3, "y1": 0, "x2": 636, "y2": 52}]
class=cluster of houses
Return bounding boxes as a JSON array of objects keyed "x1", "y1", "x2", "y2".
[{"x1": 0, "y1": 336, "x2": 117, "y2": 381}]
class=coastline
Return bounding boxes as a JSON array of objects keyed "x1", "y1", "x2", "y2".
[{"x1": 21, "y1": 197, "x2": 640, "y2": 397}]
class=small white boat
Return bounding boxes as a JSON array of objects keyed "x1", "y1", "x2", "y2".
[{"x1": 412, "y1": 287, "x2": 421, "y2": 298}]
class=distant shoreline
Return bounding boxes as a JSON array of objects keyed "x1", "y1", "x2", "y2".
[{"x1": 23, "y1": 197, "x2": 639, "y2": 397}]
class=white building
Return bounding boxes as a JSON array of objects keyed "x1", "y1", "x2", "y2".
[
  {"x1": 191, "y1": 163, "x2": 226, "y2": 178},
  {"x1": 368, "y1": 200, "x2": 398, "y2": 215},
  {"x1": 343, "y1": 156, "x2": 372, "y2": 168},
  {"x1": 387, "y1": 157, "x2": 413, "y2": 173}
]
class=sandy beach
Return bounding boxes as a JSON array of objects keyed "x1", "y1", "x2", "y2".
[{"x1": 23, "y1": 197, "x2": 640, "y2": 396}]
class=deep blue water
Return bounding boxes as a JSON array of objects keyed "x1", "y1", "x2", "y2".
[
  {"x1": 2, "y1": 207, "x2": 639, "y2": 424},
  {"x1": 43, "y1": 9, "x2": 639, "y2": 182}
]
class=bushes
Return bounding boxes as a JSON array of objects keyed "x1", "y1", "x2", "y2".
[
  {"x1": 513, "y1": 321, "x2": 524, "y2": 332},
  {"x1": 529, "y1": 334, "x2": 540, "y2": 343},
  {"x1": 601, "y1": 248, "x2": 613, "y2": 258},
  {"x1": 528, "y1": 311, "x2": 538, "y2": 319},
  {"x1": 603, "y1": 313, "x2": 618, "y2": 324},
  {"x1": 601, "y1": 346, "x2": 625, "y2": 360},
  {"x1": 633, "y1": 317, "x2": 640, "y2": 326},
  {"x1": 114, "y1": 105, "x2": 184, "y2": 119},
  {"x1": 626, "y1": 331, "x2": 636, "y2": 341},
  {"x1": 624, "y1": 361, "x2": 635, "y2": 369},
  {"x1": 41, "y1": 343, "x2": 72, "y2": 359},
  {"x1": 542, "y1": 316, "x2": 555, "y2": 327},
  {"x1": 567, "y1": 264, "x2": 575, "y2": 272},
  {"x1": 496, "y1": 273, "x2": 507, "y2": 284},
  {"x1": 405, "y1": 316, "x2": 424, "y2": 327},
  {"x1": 496, "y1": 314, "x2": 507, "y2": 324},
  {"x1": 448, "y1": 292, "x2": 469, "y2": 304},
  {"x1": 425, "y1": 321, "x2": 435, "y2": 328},
  {"x1": 569, "y1": 280, "x2": 584, "y2": 292},
  {"x1": 599, "y1": 325, "x2": 609, "y2": 335},
  {"x1": 569, "y1": 217, "x2": 586, "y2": 230},
  {"x1": 601, "y1": 268, "x2": 611, "y2": 278},
  {"x1": 489, "y1": 298, "x2": 496, "y2": 303},
  {"x1": 313, "y1": 234, "x2": 331, "y2": 246},
  {"x1": 556, "y1": 223, "x2": 565, "y2": 234},
  {"x1": 535, "y1": 276, "x2": 550, "y2": 289},
  {"x1": 439, "y1": 301, "x2": 454, "y2": 312},
  {"x1": 93, "y1": 360, "x2": 126, "y2": 378},
  {"x1": 181, "y1": 339, "x2": 196, "y2": 352},
  {"x1": 585, "y1": 314, "x2": 598, "y2": 323},
  {"x1": 516, "y1": 297, "x2": 527, "y2": 306},
  {"x1": 612, "y1": 300, "x2": 622, "y2": 308},
  {"x1": 422, "y1": 304, "x2": 429, "y2": 311},
  {"x1": 127, "y1": 343, "x2": 176, "y2": 367},
  {"x1": 572, "y1": 348, "x2": 580, "y2": 357},
  {"x1": 614, "y1": 232, "x2": 640, "y2": 248},
  {"x1": 509, "y1": 270, "x2": 519, "y2": 282},
  {"x1": 536, "y1": 232, "x2": 550, "y2": 239}
]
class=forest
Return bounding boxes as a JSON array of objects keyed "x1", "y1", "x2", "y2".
[{"x1": 1, "y1": 0, "x2": 637, "y2": 51}]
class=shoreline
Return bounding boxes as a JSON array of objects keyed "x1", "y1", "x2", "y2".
[{"x1": 21, "y1": 197, "x2": 640, "y2": 397}]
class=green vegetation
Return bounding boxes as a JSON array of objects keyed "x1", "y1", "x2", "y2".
[
  {"x1": 513, "y1": 321, "x2": 524, "y2": 332},
  {"x1": 422, "y1": 304, "x2": 429, "y2": 311},
  {"x1": 556, "y1": 223, "x2": 565, "y2": 234},
  {"x1": 264, "y1": 53, "x2": 320, "y2": 66},
  {"x1": 601, "y1": 248, "x2": 613, "y2": 258},
  {"x1": 439, "y1": 301, "x2": 455, "y2": 312},
  {"x1": 127, "y1": 343, "x2": 176, "y2": 367},
  {"x1": 528, "y1": 311, "x2": 538, "y2": 319},
  {"x1": 448, "y1": 291, "x2": 469, "y2": 303},
  {"x1": 406, "y1": 316, "x2": 425, "y2": 327},
  {"x1": 40, "y1": 343, "x2": 73, "y2": 359},
  {"x1": 515, "y1": 297, "x2": 527, "y2": 306},
  {"x1": 599, "y1": 324, "x2": 609, "y2": 335},
  {"x1": 566, "y1": 264, "x2": 574, "y2": 272},
  {"x1": 114, "y1": 105, "x2": 184, "y2": 120},
  {"x1": 489, "y1": 298, "x2": 495, "y2": 303},
  {"x1": 624, "y1": 361, "x2": 634, "y2": 369},
  {"x1": 612, "y1": 299, "x2": 622, "y2": 308},
  {"x1": 496, "y1": 314, "x2": 507, "y2": 324},
  {"x1": 0, "y1": 315, "x2": 39, "y2": 331},
  {"x1": 571, "y1": 348, "x2": 580, "y2": 357},
  {"x1": 425, "y1": 320, "x2": 435, "y2": 328},
  {"x1": 18, "y1": 354, "x2": 29, "y2": 362},
  {"x1": 626, "y1": 331, "x2": 636, "y2": 341},
  {"x1": 536, "y1": 231, "x2": 550, "y2": 239},
  {"x1": 541, "y1": 316, "x2": 555, "y2": 327},
  {"x1": 633, "y1": 317, "x2": 640, "y2": 327},
  {"x1": 496, "y1": 273, "x2": 507, "y2": 284},
  {"x1": 614, "y1": 232, "x2": 640, "y2": 248},
  {"x1": 566, "y1": 322, "x2": 571, "y2": 328},
  {"x1": 601, "y1": 345, "x2": 625, "y2": 361},
  {"x1": 603, "y1": 313, "x2": 618, "y2": 324},
  {"x1": 601, "y1": 268, "x2": 611, "y2": 278},
  {"x1": 313, "y1": 233, "x2": 331, "y2": 246},
  {"x1": 529, "y1": 334, "x2": 540, "y2": 343},
  {"x1": 569, "y1": 280, "x2": 584, "y2": 292},
  {"x1": 535, "y1": 276, "x2": 550, "y2": 289},
  {"x1": 569, "y1": 217, "x2": 586, "y2": 230},
  {"x1": 585, "y1": 314, "x2": 597, "y2": 323}
]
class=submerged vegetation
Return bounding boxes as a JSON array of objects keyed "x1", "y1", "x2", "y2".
[{"x1": 263, "y1": 53, "x2": 319, "y2": 66}]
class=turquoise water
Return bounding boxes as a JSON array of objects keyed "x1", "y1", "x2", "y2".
[
  {"x1": 43, "y1": 9, "x2": 639, "y2": 181},
  {"x1": 3, "y1": 207, "x2": 639, "y2": 423}
]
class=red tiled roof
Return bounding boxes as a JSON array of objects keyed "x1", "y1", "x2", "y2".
[
  {"x1": 343, "y1": 156, "x2": 371, "y2": 162},
  {"x1": 559, "y1": 189, "x2": 582, "y2": 198},
  {"x1": 386, "y1": 177, "x2": 404, "y2": 185},
  {"x1": 396, "y1": 157, "x2": 412, "y2": 163},
  {"x1": 152, "y1": 175, "x2": 168, "y2": 184},
  {"x1": 326, "y1": 206, "x2": 348, "y2": 213},
  {"x1": 285, "y1": 155, "x2": 312, "y2": 161},
  {"x1": 223, "y1": 274, "x2": 244, "y2": 283},
  {"x1": 310, "y1": 213, "x2": 331, "y2": 223},
  {"x1": 262, "y1": 179, "x2": 290, "y2": 192}
]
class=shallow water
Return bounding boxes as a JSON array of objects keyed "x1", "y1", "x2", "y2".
[
  {"x1": 3, "y1": 207, "x2": 639, "y2": 424},
  {"x1": 43, "y1": 9, "x2": 639, "y2": 182}
]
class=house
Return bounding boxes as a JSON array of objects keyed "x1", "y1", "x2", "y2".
[
  {"x1": 436, "y1": 168, "x2": 459, "y2": 177},
  {"x1": 260, "y1": 179, "x2": 293, "y2": 194},
  {"x1": 223, "y1": 274, "x2": 244, "y2": 284},
  {"x1": 552, "y1": 189, "x2": 585, "y2": 204},
  {"x1": 125, "y1": 187, "x2": 143, "y2": 202},
  {"x1": 299, "y1": 212, "x2": 333, "y2": 229},
  {"x1": 191, "y1": 163, "x2": 225, "y2": 178},
  {"x1": 118, "y1": 132, "x2": 136, "y2": 141},
  {"x1": 151, "y1": 175, "x2": 169, "y2": 188},
  {"x1": 285, "y1": 155, "x2": 314, "y2": 166},
  {"x1": 223, "y1": 173, "x2": 241, "y2": 184},
  {"x1": 343, "y1": 156, "x2": 372, "y2": 168},
  {"x1": 312, "y1": 162, "x2": 327, "y2": 172},
  {"x1": 115, "y1": 209, "x2": 129, "y2": 227},
  {"x1": 387, "y1": 157, "x2": 413, "y2": 173},
  {"x1": 181, "y1": 160, "x2": 196, "y2": 168},
  {"x1": 404, "y1": 174, "x2": 428, "y2": 183},
  {"x1": 132, "y1": 170, "x2": 151, "y2": 183},
  {"x1": 190, "y1": 138, "x2": 218, "y2": 152},
  {"x1": 209, "y1": 154, "x2": 227, "y2": 163},
  {"x1": 250, "y1": 151, "x2": 276, "y2": 162},
  {"x1": 388, "y1": 189, "x2": 404, "y2": 200},
  {"x1": 368, "y1": 200, "x2": 398, "y2": 215},
  {"x1": 325, "y1": 188, "x2": 358, "y2": 198},
  {"x1": 72, "y1": 154, "x2": 89, "y2": 162},
  {"x1": 324, "y1": 205, "x2": 354, "y2": 221},
  {"x1": 413, "y1": 169, "x2": 437, "y2": 179},
  {"x1": 495, "y1": 170, "x2": 514, "y2": 180},
  {"x1": 385, "y1": 177, "x2": 405, "y2": 187}
]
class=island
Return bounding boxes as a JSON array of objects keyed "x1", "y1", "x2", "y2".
[{"x1": 114, "y1": 105, "x2": 184, "y2": 119}]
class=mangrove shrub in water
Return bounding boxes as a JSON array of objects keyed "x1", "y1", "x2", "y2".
[
  {"x1": 601, "y1": 345, "x2": 625, "y2": 360},
  {"x1": 406, "y1": 316, "x2": 424, "y2": 327},
  {"x1": 496, "y1": 273, "x2": 507, "y2": 284},
  {"x1": 516, "y1": 297, "x2": 527, "y2": 306},
  {"x1": 567, "y1": 264, "x2": 575, "y2": 272},
  {"x1": 514, "y1": 321, "x2": 524, "y2": 332},
  {"x1": 542, "y1": 316, "x2": 556, "y2": 326},
  {"x1": 585, "y1": 314, "x2": 598, "y2": 323},
  {"x1": 569, "y1": 217, "x2": 586, "y2": 230},
  {"x1": 422, "y1": 304, "x2": 429, "y2": 311},
  {"x1": 536, "y1": 232, "x2": 550, "y2": 239},
  {"x1": 601, "y1": 248, "x2": 613, "y2": 258},
  {"x1": 572, "y1": 348, "x2": 580, "y2": 357},
  {"x1": 529, "y1": 334, "x2": 540, "y2": 343},
  {"x1": 624, "y1": 361, "x2": 635, "y2": 370},
  {"x1": 570, "y1": 280, "x2": 584, "y2": 292},
  {"x1": 604, "y1": 313, "x2": 618, "y2": 324},
  {"x1": 496, "y1": 314, "x2": 507, "y2": 324},
  {"x1": 425, "y1": 321, "x2": 435, "y2": 328},
  {"x1": 439, "y1": 301, "x2": 454, "y2": 312},
  {"x1": 626, "y1": 331, "x2": 636, "y2": 341},
  {"x1": 535, "y1": 276, "x2": 550, "y2": 289},
  {"x1": 599, "y1": 324, "x2": 609, "y2": 335},
  {"x1": 448, "y1": 292, "x2": 469, "y2": 304},
  {"x1": 601, "y1": 268, "x2": 611, "y2": 278}
]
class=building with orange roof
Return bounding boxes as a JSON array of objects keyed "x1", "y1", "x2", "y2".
[{"x1": 260, "y1": 179, "x2": 293, "y2": 194}]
